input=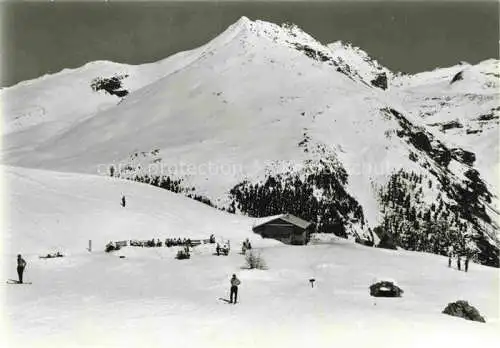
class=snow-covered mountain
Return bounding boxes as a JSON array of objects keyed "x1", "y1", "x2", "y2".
[
  {"x1": 392, "y1": 60, "x2": 499, "y2": 192},
  {"x1": 1, "y1": 17, "x2": 498, "y2": 266}
]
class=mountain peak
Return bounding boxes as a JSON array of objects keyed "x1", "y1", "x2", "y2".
[{"x1": 234, "y1": 15, "x2": 252, "y2": 27}]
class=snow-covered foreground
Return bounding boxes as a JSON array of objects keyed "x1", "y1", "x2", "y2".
[
  {"x1": 1, "y1": 166, "x2": 498, "y2": 348},
  {"x1": 2, "y1": 241, "x2": 499, "y2": 348}
]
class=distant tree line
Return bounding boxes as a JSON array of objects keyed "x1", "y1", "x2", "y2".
[
  {"x1": 229, "y1": 164, "x2": 365, "y2": 237},
  {"x1": 376, "y1": 169, "x2": 467, "y2": 255}
]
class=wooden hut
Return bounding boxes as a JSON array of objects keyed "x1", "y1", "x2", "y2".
[{"x1": 252, "y1": 214, "x2": 313, "y2": 245}]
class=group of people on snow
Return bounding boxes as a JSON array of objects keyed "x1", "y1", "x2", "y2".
[
  {"x1": 241, "y1": 238, "x2": 252, "y2": 254},
  {"x1": 447, "y1": 245, "x2": 473, "y2": 272},
  {"x1": 107, "y1": 234, "x2": 218, "y2": 253},
  {"x1": 216, "y1": 242, "x2": 230, "y2": 256},
  {"x1": 109, "y1": 233, "x2": 217, "y2": 250},
  {"x1": 127, "y1": 238, "x2": 193, "y2": 248}
]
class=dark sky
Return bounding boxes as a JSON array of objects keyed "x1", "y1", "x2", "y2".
[{"x1": 1, "y1": 1, "x2": 498, "y2": 87}]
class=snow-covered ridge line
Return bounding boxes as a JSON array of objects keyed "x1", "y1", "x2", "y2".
[
  {"x1": 2, "y1": 16, "x2": 497, "y2": 94},
  {"x1": 393, "y1": 59, "x2": 500, "y2": 88}
]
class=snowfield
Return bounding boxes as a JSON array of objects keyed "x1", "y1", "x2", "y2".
[
  {"x1": 1, "y1": 16, "x2": 499, "y2": 348},
  {"x1": 2, "y1": 165, "x2": 279, "y2": 254},
  {"x1": 2, "y1": 240, "x2": 500, "y2": 348}
]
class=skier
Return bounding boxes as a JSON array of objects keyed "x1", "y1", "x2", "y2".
[
  {"x1": 17, "y1": 254, "x2": 27, "y2": 284},
  {"x1": 448, "y1": 254, "x2": 452, "y2": 268},
  {"x1": 229, "y1": 274, "x2": 241, "y2": 304},
  {"x1": 121, "y1": 195, "x2": 126, "y2": 207},
  {"x1": 216, "y1": 243, "x2": 221, "y2": 256}
]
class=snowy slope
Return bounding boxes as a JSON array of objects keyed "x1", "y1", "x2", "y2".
[
  {"x1": 1, "y1": 17, "x2": 498, "y2": 264},
  {"x1": 392, "y1": 60, "x2": 500, "y2": 192},
  {"x1": 2, "y1": 165, "x2": 276, "y2": 255},
  {"x1": 0, "y1": 20, "x2": 254, "y2": 153}
]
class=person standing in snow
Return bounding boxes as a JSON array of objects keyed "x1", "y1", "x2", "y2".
[
  {"x1": 229, "y1": 274, "x2": 241, "y2": 304},
  {"x1": 17, "y1": 254, "x2": 27, "y2": 284},
  {"x1": 121, "y1": 195, "x2": 126, "y2": 207}
]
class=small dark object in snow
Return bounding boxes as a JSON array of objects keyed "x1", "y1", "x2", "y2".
[
  {"x1": 119, "y1": 256, "x2": 126, "y2": 259},
  {"x1": 105, "y1": 243, "x2": 121, "y2": 253},
  {"x1": 40, "y1": 252, "x2": 64, "y2": 259},
  {"x1": 369, "y1": 281, "x2": 403, "y2": 297},
  {"x1": 91, "y1": 74, "x2": 129, "y2": 98},
  {"x1": 309, "y1": 278, "x2": 315, "y2": 288},
  {"x1": 442, "y1": 300, "x2": 485, "y2": 323},
  {"x1": 176, "y1": 249, "x2": 190, "y2": 260}
]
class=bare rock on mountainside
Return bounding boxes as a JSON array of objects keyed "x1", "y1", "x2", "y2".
[
  {"x1": 450, "y1": 71, "x2": 464, "y2": 84},
  {"x1": 371, "y1": 72, "x2": 388, "y2": 90},
  {"x1": 90, "y1": 74, "x2": 129, "y2": 98}
]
